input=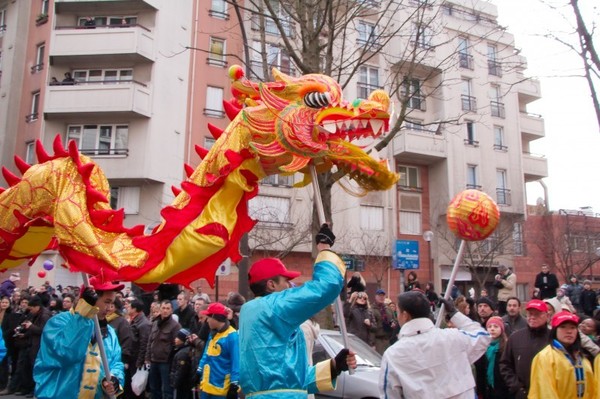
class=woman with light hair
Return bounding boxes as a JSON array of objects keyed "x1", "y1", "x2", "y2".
[{"x1": 344, "y1": 291, "x2": 375, "y2": 346}]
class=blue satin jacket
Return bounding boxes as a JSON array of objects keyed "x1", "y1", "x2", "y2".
[
  {"x1": 33, "y1": 307, "x2": 124, "y2": 399},
  {"x1": 0, "y1": 330, "x2": 5, "y2": 362},
  {"x1": 239, "y1": 250, "x2": 346, "y2": 398},
  {"x1": 199, "y1": 324, "x2": 240, "y2": 396}
]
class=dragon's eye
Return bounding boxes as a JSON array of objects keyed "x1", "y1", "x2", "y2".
[{"x1": 304, "y1": 92, "x2": 331, "y2": 109}]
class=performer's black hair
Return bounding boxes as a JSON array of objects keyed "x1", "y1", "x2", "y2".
[{"x1": 397, "y1": 291, "x2": 431, "y2": 319}]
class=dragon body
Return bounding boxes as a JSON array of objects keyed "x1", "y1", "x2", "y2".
[{"x1": 0, "y1": 66, "x2": 398, "y2": 287}]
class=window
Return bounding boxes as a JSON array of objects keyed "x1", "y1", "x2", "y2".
[
  {"x1": 72, "y1": 69, "x2": 133, "y2": 83},
  {"x1": 493, "y1": 126, "x2": 507, "y2": 150},
  {"x1": 412, "y1": 23, "x2": 432, "y2": 49},
  {"x1": 262, "y1": 174, "x2": 293, "y2": 187},
  {"x1": 482, "y1": 231, "x2": 503, "y2": 254},
  {"x1": 399, "y1": 211, "x2": 421, "y2": 235},
  {"x1": 106, "y1": 16, "x2": 137, "y2": 26},
  {"x1": 251, "y1": 1, "x2": 293, "y2": 37},
  {"x1": 26, "y1": 92, "x2": 40, "y2": 122},
  {"x1": 464, "y1": 121, "x2": 478, "y2": 146},
  {"x1": 67, "y1": 124, "x2": 129, "y2": 155},
  {"x1": 360, "y1": 205, "x2": 383, "y2": 231},
  {"x1": 41, "y1": 0, "x2": 49, "y2": 15},
  {"x1": 249, "y1": 195, "x2": 291, "y2": 226},
  {"x1": 513, "y1": 223, "x2": 524, "y2": 255},
  {"x1": 0, "y1": 9, "x2": 6, "y2": 34},
  {"x1": 208, "y1": 37, "x2": 226, "y2": 66},
  {"x1": 210, "y1": 0, "x2": 228, "y2": 18},
  {"x1": 487, "y1": 44, "x2": 502, "y2": 76},
  {"x1": 204, "y1": 137, "x2": 216, "y2": 150},
  {"x1": 25, "y1": 141, "x2": 35, "y2": 164},
  {"x1": 458, "y1": 37, "x2": 473, "y2": 69},
  {"x1": 466, "y1": 164, "x2": 479, "y2": 189},
  {"x1": 496, "y1": 169, "x2": 510, "y2": 205},
  {"x1": 461, "y1": 78, "x2": 476, "y2": 111},
  {"x1": 110, "y1": 187, "x2": 140, "y2": 215},
  {"x1": 398, "y1": 165, "x2": 420, "y2": 189},
  {"x1": 402, "y1": 78, "x2": 425, "y2": 111},
  {"x1": 357, "y1": 21, "x2": 378, "y2": 48},
  {"x1": 32, "y1": 43, "x2": 45, "y2": 73},
  {"x1": 489, "y1": 85, "x2": 505, "y2": 118},
  {"x1": 205, "y1": 86, "x2": 224, "y2": 118},
  {"x1": 404, "y1": 119, "x2": 425, "y2": 131},
  {"x1": 250, "y1": 41, "x2": 295, "y2": 79},
  {"x1": 357, "y1": 66, "x2": 379, "y2": 98}
]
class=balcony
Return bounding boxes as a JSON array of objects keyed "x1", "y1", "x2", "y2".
[
  {"x1": 461, "y1": 94, "x2": 477, "y2": 112},
  {"x1": 50, "y1": 25, "x2": 154, "y2": 65},
  {"x1": 44, "y1": 81, "x2": 151, "y2": 119},
  {"x1": 459, "y1": 53, "x2": 473, "y2": 70},
  {"x1": 392, "y1": 129, "x2": 447, "y2": 164},
  {"x1": 520, "y1": 112, "x2": 545, "y2": 140},
  {"x1": 491, "y1": 101, "x2": 505, "y2": 118},
  {"x1": 488, "y1": 60, "x2": 502, "y2": 77},
  {"x1": 496, "y1": 188, "x2": 512, "y2": 206},
  {"x1": 55, "y1": 1, "x2": 158, "y2": 13},
  {"x1": 522, "y1": 152, "x2": 548, "y2": 181},
  {"x1": 517, "y1": 76, "x2": 542, "y2": 105}
]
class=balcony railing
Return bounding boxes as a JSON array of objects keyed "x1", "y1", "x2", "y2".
[
  {"x1": 207, "y1": 56, "x2": 227, "y2": 67},
  {"x1": 493, "y1": 144, "x2": 508, "y2": 151},
  {"x1": 204, "y1": 108, "x2": 225, "y2": 118},
  {"x1": 55, "y1": 23, "x2": 151, "y2": 32},
  {"x1": 459, "y1": 53, "x2": 474, "y2": 70},
  {"x1": 25, "y1": 113, "x2": 38, "y2": 122},
  {"x1": 464, "y1": 139, "x2": 479, "y2": 147},
  {"x1": 208, "y1": 9, "x2": 229, "y2": 19},
  {"x1": 78, "y1": 148, "x2": 129, "y2": 157},
  {"x1": 31, "y1": 63, "x2": 44, "y2": 74},
  {"x1": 496, "y1": 188, "x2": 511, "y2": 205},
  {"x1": 491, "y1": 101, "x2": 505, "y2": 118},
  {"x1": 357, "y1": 82, "x2": 382, "y2": 99},
  {"x1": 488, "y1": 60, "x2": 502, "y2": 77},
  {"x1": 0, "y1": 24, "x2": 6, "y2": 34},
  {"x1": 466, "y1": 184, "x2": 482, "y2": 190},
  {"x1": 461, "y1": 94, "x2": 476, "y2": 111}
]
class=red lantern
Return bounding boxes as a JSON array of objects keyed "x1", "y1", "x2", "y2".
[
  {"x1": 447, "y1": 189, "x2": 500, "y2": 241},
  {"x1": 37, "y1": 271, "x2": 46, "y2": 278}
]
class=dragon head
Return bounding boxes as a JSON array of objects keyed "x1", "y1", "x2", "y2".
[{"x1": 229, "y1": 65, "x2": 398, "y2": 191}]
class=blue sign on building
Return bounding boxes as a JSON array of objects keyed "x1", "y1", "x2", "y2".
[{"x1": 394, "y1": 240, "x2": 419, "y2": 270}]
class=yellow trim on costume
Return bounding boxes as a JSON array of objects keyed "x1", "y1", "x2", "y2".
[
  {"x1": 246, "y1": 389, "x2": 307, "y2": 397},
  {"x1": 78, "y1": 342, "x2": 102, "y2": 399},
  {"x1": 316, "y1": 250, "x2": 346, "y2": 276},
  {"x1": 315, "y1": 360, "x2": 335, "y2": 392},
  {"x1": 200, "y1": 366, "x2": 231, "y2": 396},
  {"x1": 74, "y1": 299, "x2": 99, "y2": 319}
]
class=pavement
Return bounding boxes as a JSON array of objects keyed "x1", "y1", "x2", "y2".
[{"x1": 1, "y1": 395, "x2": 33, "y2": 399}]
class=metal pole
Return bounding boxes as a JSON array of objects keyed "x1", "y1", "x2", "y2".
[
  {"x1": 81, "y1": 273, "x2": 116, "y2": 399},
  {"x1": 435, "y1": 240, "x2": 466, "y2": 327},
  {"x1": 310, "y1": 166, "x2": 354, "y2": 375}
]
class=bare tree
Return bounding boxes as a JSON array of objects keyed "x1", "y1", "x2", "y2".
[
  {"x1": 531, "y1": 210, "x2": 600, "y2": 281},
  {"x1": 537, "y1": 0, "x2": 600, "y2": 131},
  {"x1": 228, "y1": 0, "x2": 512, "y2": 229},
  {"x1": 337, "y1": 229, "x2": 392, "y2": 289}
]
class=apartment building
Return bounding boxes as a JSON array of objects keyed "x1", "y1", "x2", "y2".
[
  {"x1": 189, "y1": 0, "x2": 547, "y2": 300},
  {"x1": 2, "y1": 0, "x2": 194, "y2": 287}
]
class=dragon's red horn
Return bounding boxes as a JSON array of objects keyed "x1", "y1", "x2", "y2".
[
  {"x1": 223, "y1": 100, "x2": 241, "y2": 121},
  {"x1": 14, "y1": 156, "x2": 31, "y2": 174},
  {"x1": 194, "y1": 145, "x2": 209, "y2": 160},
  {"x1": 207, "y1": 123, "x2": 224, "y2": 140},
  {"x1": 171, "y1": 186, "x2": 182, "y2": 196},
  {"x1": 35, "y1": 140, "x2": 51, "y2": 163},
  {"x1": 184, "y1": 164, "x2": 194, "y2": 178},
  {"x1": 2, "y1": 167, "x2": 21, "y2": 187},
  {"x1": 53, "y1": 135, "x2": 69, "y2": 157}
]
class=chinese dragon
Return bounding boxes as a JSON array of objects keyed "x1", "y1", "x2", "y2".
[{"x1": 0, "y1": 66, "x2": 398, "y2": 287}]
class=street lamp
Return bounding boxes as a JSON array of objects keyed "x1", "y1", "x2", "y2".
[{"x1": 423, "y1": 230, "x2": 434, "y2": 283}]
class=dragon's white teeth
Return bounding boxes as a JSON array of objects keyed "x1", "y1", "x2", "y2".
[
  {"x1": 336, "y1": 121, "x2": 345, "y2": 130},
  {"x1": 322, "y1": 123, "x2": 337, "y2": 134},
  {"x1": 370, "y1": 120, "x2": 383, "y2": 134},
  {"x1": 359, "y1": 120, "x2": 367, "y2": 129}
]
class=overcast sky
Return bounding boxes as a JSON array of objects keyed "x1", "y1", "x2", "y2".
[{"x1": 493, "y1": 0, "x2": 600, "y2": 213}]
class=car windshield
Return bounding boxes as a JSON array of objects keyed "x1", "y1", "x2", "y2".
[{"x1": 321, "y1": 333, "x2": 381, "y2": 368}]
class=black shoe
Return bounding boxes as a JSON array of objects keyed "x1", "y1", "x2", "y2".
[{"x1": 0, "y1": 389, "x2": 14, "y2": 396}]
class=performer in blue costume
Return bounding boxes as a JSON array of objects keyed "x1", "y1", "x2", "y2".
[
  {"x1": 0, "y1": 328, "x2": 5, "y2": 362},
  {"x1": 34, "y1": 277, "x2": 125, "y2": 399},
  {"x1": 239, "y1": 224, "x2": 356, "y2": 399}
]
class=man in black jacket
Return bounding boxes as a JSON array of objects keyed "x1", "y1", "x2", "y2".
[
  {"x1": 534, "y1": 264, "x2": 559, "y2": 299},
  {"x1": 126, "y1": 299, "x2": 151, "y2": 398},
  {"x1": 499, "y1": 299, "x2": 550, "y2": 399},
  {"x1": 174, "y1": 291, "x2": 195, "y2": 329}
]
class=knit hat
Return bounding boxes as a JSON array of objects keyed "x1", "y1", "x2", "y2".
[
  {"x1": 476, "y1": 296, "x2": 496, "y2": 311},
  {"x1": 486, "y1": 316, "x2": 505, "y2": 333},
  {"x1": 176, "y1": 328, "x2": 191, "y2": 342},
  {"x1": 543, "y1": 298, "x2": 561, "y2": 313},
  {"x1": 9, "y1": 272, "x2": 20, "y2": 282}
]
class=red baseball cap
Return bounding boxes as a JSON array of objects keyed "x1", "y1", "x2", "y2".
[
  {"x1": 248, "y1": 258, "x2": 301, "y2": 285},
  {"x1": 525, "y1": 299, "x2": 548, "y2": 313},
  {"x1": 551, "y1": 311, "x2": 579, "y2": 328},
  {"x1": 89, "y1": 276, "x2": 124, "y2": 292},
  {"x1": 201, "y1": 302, "x2": 228, "y2": 317}
]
